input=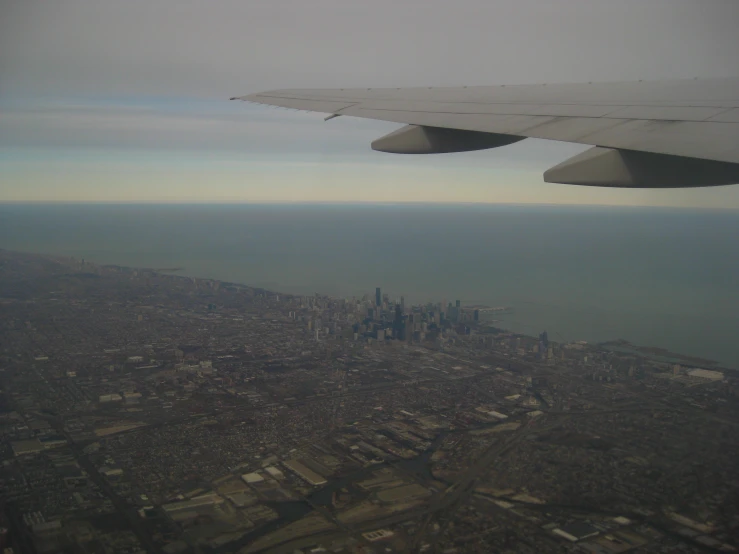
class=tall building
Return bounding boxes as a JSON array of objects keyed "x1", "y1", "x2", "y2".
[
  {"x1": 473, "y1": 309, "x2": 480, "y2": 321},
  {"x1": 394, "y1": 304, "x2": 406, "y2": 341},
  {"x1": 376, "y1": 287, "x2": 382, "y2": 307},
  {"x1": 400, "y1": 296, "x2": 405, "y2": 312},
  {"x1": 539, "y1": 331, "x2": 549, "y2": 348}
]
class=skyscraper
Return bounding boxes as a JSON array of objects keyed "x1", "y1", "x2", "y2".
[
  {"x1": 539, "y1": 331, "x2": 549, "y2": 349},
  {"x1": 376, "y1": 287, "x2": 382, "y2": 307},
  {"x1": 394, "y1": 304, "x2": 406, "y2": 341}
]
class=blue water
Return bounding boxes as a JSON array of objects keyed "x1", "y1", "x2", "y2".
[{"x1": 1, "y1": 203, "x2": 737, "y2": 368}]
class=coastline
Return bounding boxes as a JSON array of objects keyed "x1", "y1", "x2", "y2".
[{"x1": 2, "y1": 246, "x2": 730, "y2": 372}]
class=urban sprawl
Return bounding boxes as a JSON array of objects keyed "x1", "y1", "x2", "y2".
[{"x1": 1, "y1": 249, "x2": 738, "y2": 554}]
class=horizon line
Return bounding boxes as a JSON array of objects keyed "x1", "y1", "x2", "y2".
[{"x1": 1, "y1": 200, "x2": 737, "y2": 211}]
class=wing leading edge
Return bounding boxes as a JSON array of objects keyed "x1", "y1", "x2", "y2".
[{"x1": 233, "y1": 78, "x2": 739, "y2": 188}]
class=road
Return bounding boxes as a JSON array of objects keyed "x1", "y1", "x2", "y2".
[
  {"x1": 409, "y1": 416, "x2": 546, "y2": 551},
  {"x1": 47, "y1": 416, "x2": 164, "y2": 554}
]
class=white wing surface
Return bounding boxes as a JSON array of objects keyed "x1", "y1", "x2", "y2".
[{"x1": 234, "y1": 78, "x2": 739, "y2": 188}]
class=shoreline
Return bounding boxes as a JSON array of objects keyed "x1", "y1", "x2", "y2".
[{"x1": 2, "y1": 246, "x2": 729, "y2": 372}]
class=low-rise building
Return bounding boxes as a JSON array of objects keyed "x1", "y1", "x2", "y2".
[{"x1": 283, "y1": 459, "x2": 327, "y2": 486}]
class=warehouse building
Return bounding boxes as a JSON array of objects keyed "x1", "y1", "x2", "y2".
[{"x1": 283, "y1": 459, "x2": 327, "y2": 486}]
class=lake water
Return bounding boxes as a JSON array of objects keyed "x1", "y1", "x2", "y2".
[{"x1": 1, "y1": 203, "x2": 737, "y2": 368}]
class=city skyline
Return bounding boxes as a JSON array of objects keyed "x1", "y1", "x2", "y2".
[{"x1": 1, "y1": 249, "x2": 736, "y2": 553}]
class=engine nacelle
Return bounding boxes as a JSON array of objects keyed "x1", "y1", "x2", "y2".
[{"x1": 371, "y1": 125, "x2": 525, "y2": 154}]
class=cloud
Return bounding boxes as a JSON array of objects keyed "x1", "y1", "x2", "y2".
[
  {"x1": 1, "y1": 0, "x2": 738, "y2": 204},
  {"x1": 2, "y1": 0, "x2": 738, "y2": 98}
]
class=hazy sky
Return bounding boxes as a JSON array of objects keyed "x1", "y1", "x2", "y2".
[{"x1": 1, "y1": 0, "x2": 739, "y2": 205}]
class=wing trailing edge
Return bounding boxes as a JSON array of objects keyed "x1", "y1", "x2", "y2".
[{"x1": 234, "y1": 78, "x2": 739, "y2": 188}]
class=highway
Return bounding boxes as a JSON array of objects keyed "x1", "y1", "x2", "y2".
[{"x1": 410, "y1": 416, "x2": 550, "y2": 551}]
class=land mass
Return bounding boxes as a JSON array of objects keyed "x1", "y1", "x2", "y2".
[{"x1": 1, "y1": 248, "x2": 738, "y2": 554}]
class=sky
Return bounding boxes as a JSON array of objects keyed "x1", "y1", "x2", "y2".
[{"x1": 1, "y1": 0, "x2": 739, "y2": 206}]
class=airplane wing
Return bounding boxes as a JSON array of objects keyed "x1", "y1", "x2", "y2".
[{"x1": 233, "y1": 78, "x2": 739, "y2": 188}]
